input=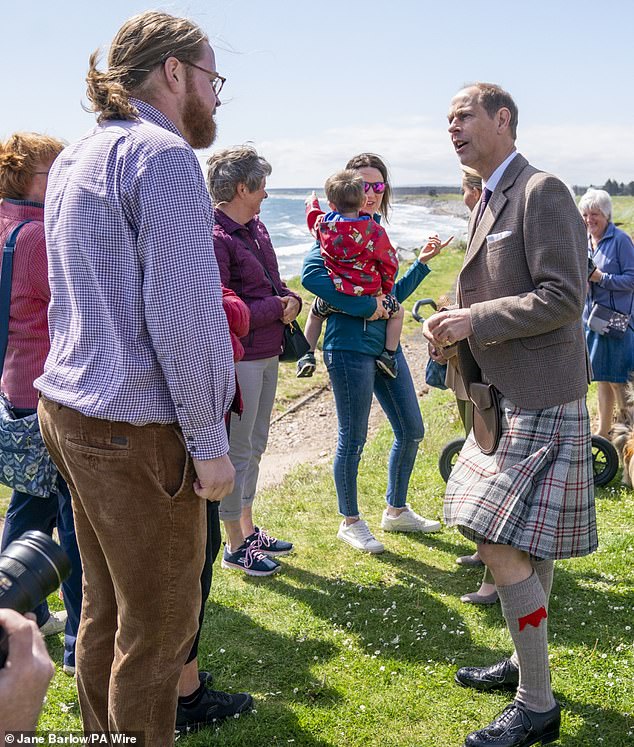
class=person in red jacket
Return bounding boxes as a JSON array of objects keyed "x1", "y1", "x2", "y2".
[{"x1": 176, "y1": 285, "x2": 253, "y2": 733}]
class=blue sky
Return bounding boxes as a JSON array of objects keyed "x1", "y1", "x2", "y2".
[{"x1": 4, "y1": 0, "x2": 633, "y2": 187}]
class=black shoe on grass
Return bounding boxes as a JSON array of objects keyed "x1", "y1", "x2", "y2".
[{"x1": 176, "y1": 685, "x2": 253, "y2": 733}]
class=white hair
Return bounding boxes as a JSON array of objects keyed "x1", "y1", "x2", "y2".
[{"x1": 578, "y1": 188, "x2": 612, "y2": 221}]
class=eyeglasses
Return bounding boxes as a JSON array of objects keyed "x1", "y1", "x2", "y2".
[
  {"x1": 180, "y1": 60, "x2": 226, "y2": 96},
  {"x1": 363, "y1": 181, "x2": 386, "y2": 194}
]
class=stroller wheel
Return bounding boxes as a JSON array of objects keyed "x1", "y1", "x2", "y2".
[
  {"x1": 439, "y1": 438, "x2": 466, "y2": 483},
  {"x1": 591, "y1": 434, "x2": 619, "y2": 487}
]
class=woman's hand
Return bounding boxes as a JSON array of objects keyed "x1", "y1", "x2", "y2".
[
  {"x1": 589, "y1": 267, "x2": 604, "y2": 283},
  {"x1": 280, "y1": 296, "x2": 301, "y2": 324},
  {"x1": 366, "y1": 295, "x2": 390, "y2": 321},
  {"x1": 418, "y1": 234, "x2": 453, "y2": 264}
]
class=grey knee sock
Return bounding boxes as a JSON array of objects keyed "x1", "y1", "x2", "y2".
[
  {"x1": 498, "y1": 571, "x2": 556, "y2": 712},
  {"x1": 511, "y1": 559, "x2": 554, "y2": 669}
]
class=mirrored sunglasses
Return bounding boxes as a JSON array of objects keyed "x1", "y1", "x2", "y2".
[{"x1": 363, "y1": 181, "x2": 386, "y2": 194}]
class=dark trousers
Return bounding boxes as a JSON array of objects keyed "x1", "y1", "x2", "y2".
[
  {"x1": 186, "y1": 500, "x2": 221, "y2": 664},
  {"x1": 1, "y1": 408, "x2": 83, "y2": 668}
]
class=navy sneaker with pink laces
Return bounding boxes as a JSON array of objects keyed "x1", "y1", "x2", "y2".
[
  {"x1": 221, "y1": 541, "x2": 280, "y2": 576},
  {"x1": 246, "y1": 526, "x2": 293, "y2": 557}
]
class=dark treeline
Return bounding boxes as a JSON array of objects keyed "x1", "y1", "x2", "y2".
[{"x1": 572, "y1": 179, "x2": 634, "y2": 197}]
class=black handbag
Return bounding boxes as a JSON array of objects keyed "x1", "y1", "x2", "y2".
[
  {"x1": 244, "y1": 239, "x2": 310, "y2": 362},
  {"x1": 280, "y1": 320, "x2": 311, "y2": 362},
  {"x1": 587, "y1": 302, "x2": 630, "y2": 339},
  {"x1": 587, "y1": 241, "x2": 633, "y2": 339}
]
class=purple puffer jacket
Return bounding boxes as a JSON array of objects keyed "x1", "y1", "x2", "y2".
[{"x1": 213, "y1": 209, "x2": 302, "y2": 361}]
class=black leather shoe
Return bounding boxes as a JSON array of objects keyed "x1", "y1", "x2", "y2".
[
  {"x1": 464, "y1": 701, "x2": 561, "y2": 746},
  {"x1": 455, "y1": 658, "x2": 519, "y2": 692}
]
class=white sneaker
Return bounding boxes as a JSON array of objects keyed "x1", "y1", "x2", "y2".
[
  {"x1": 337, "y1": 519, "x2": 384, "y2": 554},
  {"x1": 380, "y1": 506, "x2": 442, "y2": 533},
  {"x1": 39, "y1": 610, "x2": 67, "y2": 636}
]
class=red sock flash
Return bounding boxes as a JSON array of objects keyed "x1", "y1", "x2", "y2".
[{"x1": 518, "y1": 606, "x2": 548, "y2": 632}]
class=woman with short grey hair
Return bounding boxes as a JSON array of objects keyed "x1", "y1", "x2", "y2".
[
  {"x1": 580, "y1": 188, "x2": 634, "y2": 436},
  {"x1": 207, "y1": 145, "x2": 272, "y2": 203},
  {"x1": 207, "y1": 145, "x2": 302, "y2": 576}
]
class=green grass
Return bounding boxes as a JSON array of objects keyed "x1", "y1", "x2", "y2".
[
  {"x1": 612, "y1": 196, "x2": 634, "y2": 236},
  {"x1": 0, "y1": 484, "x2": 10, "y2": 516},
  {"x1": 26, "y1": 249, "x2": 634, "y2": 746}
]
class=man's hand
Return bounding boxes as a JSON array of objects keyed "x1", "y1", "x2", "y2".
[
  {"x1": 428, "y1": 342, "x2": 448, "y2": 363},
  {"x1": 423, "y1": 308, "x2": 474, "y2": 347},
  {"x1": 0, "y1": 609, "x2": 55, "y2": 732},
  {"x1": 192, "y1": 454, "x2": 235, "y2": 502},
  {"x1": 280, "y1": 296, "x2": 300, "y2": 324},
  {"x1": 366, "y1": 295, "x2": 390, "y2": 321}
]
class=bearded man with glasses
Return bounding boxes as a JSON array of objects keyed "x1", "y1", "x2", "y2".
[{"x1": 36, "y1": 10, "x2": 252, "y2": 742}]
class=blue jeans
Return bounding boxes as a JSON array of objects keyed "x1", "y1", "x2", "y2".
[
  {"x1": 324, "y1": 349, "x2": 424, "y2": 517},
  {"x1": 0, "y1": 407, "x2": 83, "y2": 668}
]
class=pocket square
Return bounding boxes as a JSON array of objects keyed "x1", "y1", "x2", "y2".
[{"x1": 486, "y1": 230, "x2": 512, "y2": 244}]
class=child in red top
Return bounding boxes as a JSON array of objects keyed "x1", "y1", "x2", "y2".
[{"x1": 300, "y1": 169, "x2": 403, "y2": 377}]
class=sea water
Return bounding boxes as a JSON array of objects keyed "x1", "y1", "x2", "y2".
[{"x1": 259, "y1": 190, "x2": 468, "y2": 279}]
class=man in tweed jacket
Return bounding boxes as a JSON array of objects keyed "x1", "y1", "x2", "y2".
[{"x1": 426, "y1": 83, "x2": 597, "y2": 747}]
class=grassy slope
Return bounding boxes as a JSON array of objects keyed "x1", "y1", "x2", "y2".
[
  {"x1": 613, "y1": 197, "x2": 634, "y2": 235},
  {"x1": 25, "y1": 237, "x2": 634, "y2": 745}
]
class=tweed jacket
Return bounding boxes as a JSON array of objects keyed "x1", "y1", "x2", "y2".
[{"x1": 456, "y1": 153, "x2": 591, "y2": 410}]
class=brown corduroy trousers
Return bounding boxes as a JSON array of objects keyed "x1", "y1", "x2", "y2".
[{"x1": 38, "y1": 396, "x2": 205, "y2": 746}]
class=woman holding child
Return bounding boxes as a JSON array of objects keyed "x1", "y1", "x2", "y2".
[{"x1": 301, "y1": 153, "x2": 446, "y2": 553}]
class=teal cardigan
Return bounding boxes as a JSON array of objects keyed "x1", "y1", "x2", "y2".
[{"x1": 301, "y1": 242, "x2": 431, "y2": 357}]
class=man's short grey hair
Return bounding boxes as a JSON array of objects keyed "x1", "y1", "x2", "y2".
[
  {"x1": 578, "y1": 188, "x2": 612, "y2": 221},
  {"x1": 206, "y1": 145, "x2": 272, "y2": 203}
]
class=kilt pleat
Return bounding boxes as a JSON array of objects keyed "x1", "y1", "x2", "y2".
[{"x1": 444, "y1": 397, "x2": 597, "y2": 559}]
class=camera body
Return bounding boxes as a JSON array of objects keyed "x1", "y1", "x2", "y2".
[{"x1": 0, "y1": 530, "x2": 70, "y2": 667}]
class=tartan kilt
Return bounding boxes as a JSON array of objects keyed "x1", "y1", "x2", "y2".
[{"x1": 444, "y1": 397, "x2": 598, "y2": 560}]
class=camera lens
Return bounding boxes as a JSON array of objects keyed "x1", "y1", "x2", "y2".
[{"x1": 0, "y1": 530, "x2": 71, "y2": 614}]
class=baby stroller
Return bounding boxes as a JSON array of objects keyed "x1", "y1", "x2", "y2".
[{"x1": 412, "y1": 298, "x2": 619, "y2": 487}]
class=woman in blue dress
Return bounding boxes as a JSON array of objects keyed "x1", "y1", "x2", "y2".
[{"x1": 580, "y1": 188, "x2": 634, "y2": 437}]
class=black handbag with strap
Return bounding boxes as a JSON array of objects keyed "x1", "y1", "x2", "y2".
[
  {"x1": 587, "y1": 237, "x2": 634, "y2": 339},
  {"x1": 244, "y1": 239, "x2": 310, "y2": 362}
]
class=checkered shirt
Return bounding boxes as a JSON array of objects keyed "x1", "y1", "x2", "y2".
[
  {"x1": 36, "y1": 100, "x2": 235, "y2": 460},
  {"x1": 445, "y1": 397, "x2": 597, "y2": 559}
]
